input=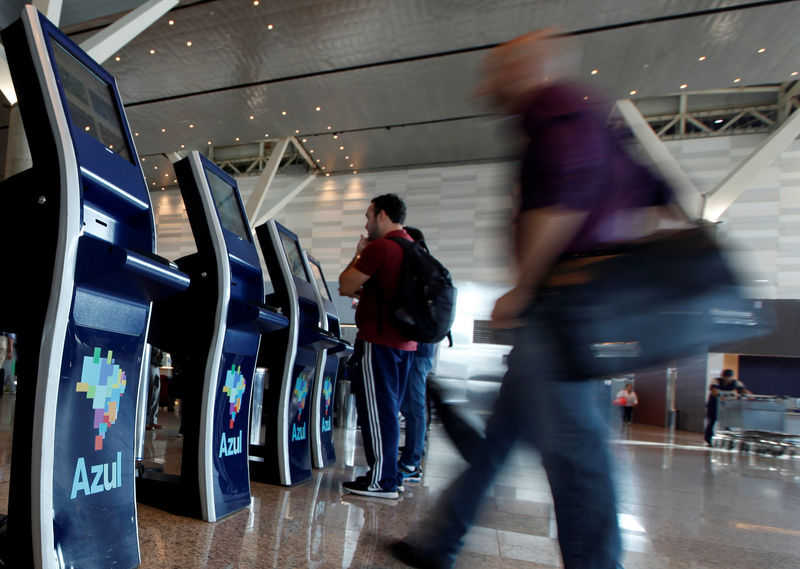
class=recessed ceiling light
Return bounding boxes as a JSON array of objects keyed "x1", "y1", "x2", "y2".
[
  {"x1": 253, "y1": 0, "x2": 259, "y2": 5},
  {"x1": 108, "y1": 144, "x2": 114, "y2": 149},
  {"x1": 84, "y1": 126, "x2": 90, "y2": 131},
  {"x1": 173, "y1": 179, "x2": 177, "y2": 183},
  {"x1": 141, "y1": 157, "x2": 146, "y2": 161},
  {"x1": 353, "y1": 170, "x2": 357, "y2": 174},
  {"x1": 164, "y1": 173, "x2": 169, "y2": 177},
  {"x1": 339, "y1": 146, "x2": 344, "y2": 150},
  {"x1": 249, "y1": 115, "x2": 254, "y2": 120},
  {"x1": 349, "y1": 163, "x2": 354, "y2": 167},
  {"x1": 591, "y1": 69, "x2": 598, "y2": 75},
  {"x1": 733, "y1": 77, "x2": 742, "y2": 83},
  {"x1": 315, "y1": 158, "x2": 320, "y2": 163},
  {"x1": 186, "y1": 41, "x2": 192, "y2": 47},
  {"x1": 345, "y1": 155, "x2": 350, "y2": 159},
  {"x1": 152, "y1": 182, "x2": 156, "y2": 186},
  {"x1": 295, "y1": 129, "x2": 300, "y2": 134},
  {"x1": 281, "y1": 111, "x2": 287, "y2": 116},
  {"x1": 161, "y1": 128, "x2": 166, "y2": 132},
  {"x1": 321, "y1": 166, "x2": 326, "y2": 170},
  {"x1": 161, "y1": 187, "x2": 165, "y2": 191},
  {"x1": 629, "y1": 90, "x2": 637, "y2": 95},
  {"x1": 680, "y1": 83, "x2": 688, "y2": 89},
  {"x1": 698, "y1": 56, "x2": 706, "y2": 61},
  {"x1": 149, "y1": 49, "x2": 156, "y2": 55},
  {"x1": 208, "y1": 141, "x2": 212, "y2": 145},
  {"x1": 115, "y1": 56, "x2": 121, "y2": 61},
  {"x1": 135, "y1": 132, "x2": 139, "y2": 136},
  {"x1": 267, "y1": 24, "x2": 274, "y2": 30},
  {"x1": 302, "y1": 138, "x2": 307, "y2": 143},
  {"x1": 235, "y1": 137, "x2": 240, "y2": 141},
  {"x1": 757, "y1": 48, "x2": 766, "y2": 53},
  {"x1": 189, "y1": 124, "x2": 194, "y2": 128},
  {"x1": 792, "y1": 71, "x2": 799, "y2": 76},
  {"x1": 315, "y1": 106, "x2": 321, "y2": 111},
  {"x1": 154, "y1": 166, "x2": 158, "y2": 170},
  {"x1": 265, "y1": 133, "x2": 270, "y2": 137},
  {"x1": 180, "y1": 144, "x2": 185, "y2": 148},
  {"x1": 325, "y1": 172, "x2": 330, "y2": 177},
  {"x1": 333, "y1": 134, "x2": 338, "y2": 139},
  {"x1": 310, "y1": 149, "x2": 314, "y2": 153},
  {"x1": 327, "y1": 125, "x2": 332, "y2": 130},
  {"x1": 168, "y1": 19, "x2": 174, "y2": 26},
  {"x1": 583, "y1": 96, "x2": 589, "y2": 101},
  {"x1": 714, "y1": 119, "x2": 724, "y2": 124}
]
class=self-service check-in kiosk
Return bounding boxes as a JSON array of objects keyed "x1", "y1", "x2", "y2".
[
  {"x1": 142, "y1": 152, "x2": 287, "y2": 521},
  {"x1": 250, "y1": 221, "x2": 340, "y2": 485},
  {"x1": 305, "y1": 254, "x2": 352, "y2": 468},
  {"x1": 0, "y1": 7, "x2": 189, "y2": 568}
]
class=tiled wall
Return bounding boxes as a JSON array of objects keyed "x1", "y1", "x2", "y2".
[
  {"x1": 669, "y1": 134, "x2": 800, "y2": 300},
  {"x1": 153, "y1": 135, "x2": 800, "y2": 301}
]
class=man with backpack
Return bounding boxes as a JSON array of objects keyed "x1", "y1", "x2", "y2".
[{"x1": 338, "y1": 193, "x2": 417, "y2": 498}]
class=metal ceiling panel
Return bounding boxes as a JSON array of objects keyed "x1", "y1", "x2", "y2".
[
  {"x1": 66, "y1": 0, "x2": 781, "y2": 103},
  {"x1": 3, "y1": 0, "x2": 800, "y2": 176}
]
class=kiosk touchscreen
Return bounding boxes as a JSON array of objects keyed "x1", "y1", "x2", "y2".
[
  {"x1": 305, "y1": 253, "x2": 352, "y2": 468},
  {"x1": 0, "y1": 7, "x2": 189, "y2": 569},
  {"x1": 143, "y1": 153, "x2": 287, "y2": 522},
  {"x1": 251, "y1": 221, "x2": 339, "y2": 485}
]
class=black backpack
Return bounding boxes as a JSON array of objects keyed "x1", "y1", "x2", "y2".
[{"x1": 385, "y1": 236, "x2": 457, "y2": 343}]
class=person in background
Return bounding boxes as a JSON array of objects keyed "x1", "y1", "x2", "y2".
[
  {"x1": 616, "y1": 383, "x2": 638, "y2": 424},
  {"x1": 145, "y1": 346, "x2": 164, "y2": 430},
  {"x1": 710, "y1": 368, "x2": 750, "y2": 397},
  {"x1": 398, "y1": 226, "x2": 437, "y2": 484},
  {"x1": 339, "y1": 194, "x2": 417, "y2": 499},
  {"x1": 392, "y1": 28, "x2": 673, "y2": 569},
  {"x1": 705, "y1": 369, "x2": 749, "y2": 445},
  {"x1": 0, "y1": 333, "x2": 13, "y2": 396}
]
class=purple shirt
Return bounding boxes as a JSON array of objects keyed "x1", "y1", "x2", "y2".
[{"x1": 518, "y1": 82, "x2": 672, "y2": 253}]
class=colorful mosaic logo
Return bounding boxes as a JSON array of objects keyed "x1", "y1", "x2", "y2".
[
  {"x1": 322, "y1": 376, "x2": 333, "y2": 416},
  {"x1": 222, "y1": 364, "x2": 246, "y2": 429},
  {"x1": 293, "y1": 374, "x2": 309, "y2": 421},
  {"x1": 76, "y1": 347, "x2": 127, "y2": 451}
]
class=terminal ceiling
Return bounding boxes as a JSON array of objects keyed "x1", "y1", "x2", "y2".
[{"x1": 1, "y1": 0, "x2": 800, "y2": 188}]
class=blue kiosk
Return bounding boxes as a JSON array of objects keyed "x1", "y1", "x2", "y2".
[
  {"x1": 305, "y1": 253, "x2": 352, "y2": 468},
  {"x1": 250, "y1": 220, "x2": 346, "y2": 485},
  {"x1": 0, "y1": 7, "x2": 189, "y2": 568},
  {"x1": 142, "y1": 152, "x2": 287, "y2": 521}
]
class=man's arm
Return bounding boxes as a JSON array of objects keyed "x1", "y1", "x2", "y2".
[
  {"x1": 339, "y1": 236, "x2": 372, "y2": 298},
  {"x1": 339, "y1": 265, "x2": 370, "y2": 298},
  {"x1": 491, "y1": 205, "x2": 588, "y2": 323}
]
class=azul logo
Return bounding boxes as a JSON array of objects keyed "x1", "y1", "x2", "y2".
[
  {"x1": 293, "y1": 374, "x2": 309, "y2": 421},
  {"x1": 219, "y1": 430, "x2": 243, "y2": 457},
  {"x1": 321, "y1": 376, "x2": 333, "y2": 433},
  {"x1": 71, "y1": 451, "x2": 122, "y2": 499},
  {"x1": 291, "y1": 374, "x2": 309, "y2": 441},
  {"x1": 76, "y1": 347, "x2": 127, "y2": 451},
  {"x1": 222, "y1": 364, "x2": 246, "y2": 429}
]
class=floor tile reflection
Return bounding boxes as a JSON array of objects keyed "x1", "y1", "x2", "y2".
[
  {"x1": 134, "y1": 418, "x2": 800, "y2": 569},
  {"x1": 0, "y1": 394, "x2": 797, "y2": 568}
]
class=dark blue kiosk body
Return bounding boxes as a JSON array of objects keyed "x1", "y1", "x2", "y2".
[
  {"x1": 143, "y1": 152, "x2": 287, "y2": 521},
  {"x1": 251, "y1": 220, "x2": 338, "y2": 485},
  {"x1": 305, "y1": 254, "x2": 352, "y2": 468},
  {"x1": 0, "y1": 7, "x2": 189, "y2": 569}
]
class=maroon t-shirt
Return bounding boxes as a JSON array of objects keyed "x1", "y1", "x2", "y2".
[{"x1": 354, "y1": 229, "x2": 418, "y2": 351}]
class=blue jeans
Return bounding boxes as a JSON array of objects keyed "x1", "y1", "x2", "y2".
[
  {"x1": 400, "y1": 353, "x2": 434, "y2": 468},
  {"x1": 426, "y1": 320, "x2": 621, "y2": 569}
]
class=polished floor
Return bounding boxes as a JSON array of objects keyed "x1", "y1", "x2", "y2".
[{"x1": 1, "y1": 395, "x2": 799, "y2": 568}]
